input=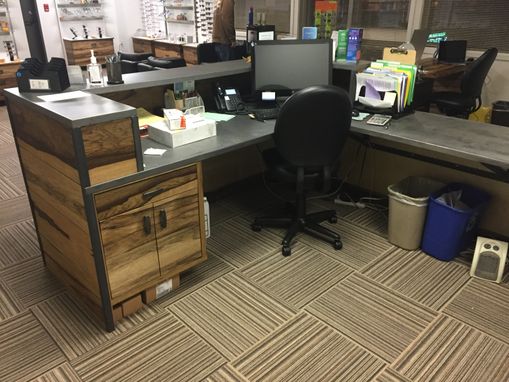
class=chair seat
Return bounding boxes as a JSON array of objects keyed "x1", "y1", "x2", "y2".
[
  {"x1": 431, "y1": 91, "x2": 476, "y2": 110},
  {"x1": 263, "y1": 148, "x2": 321, "y2": 184}
]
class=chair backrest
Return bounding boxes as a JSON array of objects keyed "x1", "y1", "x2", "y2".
[
  {"x1": 461, "y1": 48, "x2": 498, "y2": 99},
  {"x1": 274, "y1": 85, "x2": 352, "y2": 168},
  {"x1": 197, "y1": 43, "x2": 218, "y2": 63}
]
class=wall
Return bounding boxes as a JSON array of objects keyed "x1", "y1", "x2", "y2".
[
  {"x1": 6, "y1": 0, "x2": 30, "y2": 59},
  {"x1": 109, "y1": 0, "x2": 143, "y2": 53},
  {"x1": 36, "y1": 0, "x2": 64, "y2": 59}
]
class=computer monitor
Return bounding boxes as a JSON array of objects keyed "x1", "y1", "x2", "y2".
[
  {"x1": 252, "y1": 39, "x2": 332, "y2": 96},
  {"x1": 438, "y1": 40, "x2": 467, "y2": 64}
]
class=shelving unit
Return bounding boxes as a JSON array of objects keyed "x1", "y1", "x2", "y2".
[
  {"x1": 195, "y1": 0, "x2": 215, "y2": 43},
  {"x1": 55, "y1": 0, "x2": 114, "y2": 65},
  {"x1": 164, "y1": 0, "x2": 197, "y2": 43},
  {"x1": 55, "y1": 0, "x2": 107, "y2": 40}
]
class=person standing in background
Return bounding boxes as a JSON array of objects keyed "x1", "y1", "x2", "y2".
[{"x1": 212, "y1": 0, "x2": 235, "y2": 61}]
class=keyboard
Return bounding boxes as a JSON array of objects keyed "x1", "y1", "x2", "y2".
[{"x1": 254, "y1": 108, "x2": 279, "y2": 120}]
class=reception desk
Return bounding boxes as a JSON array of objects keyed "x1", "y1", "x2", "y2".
[{"x1": 6, "y1": 60, "x2": 509, "y2": 331}]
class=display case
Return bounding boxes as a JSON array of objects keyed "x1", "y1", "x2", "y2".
[{"x1": 164, "y1": 0, "x2": 197, "y2": 43}]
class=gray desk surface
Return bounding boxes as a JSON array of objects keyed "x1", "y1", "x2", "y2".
[
  {"x1": 142, "y1": 116, "x2": 275, "y2": 171},
  {"x1": 351, "y1": 112, "x2": 509, "y2": 168},
  {"x1": 5, "y1": 60, "x2": 363, "y2": 128},
  {"x1": 4, "y1": 60, "x2": 251, "y2": 128},
  {"x1": 140, "y1": 111, "x2": 509, "y2": 180}
]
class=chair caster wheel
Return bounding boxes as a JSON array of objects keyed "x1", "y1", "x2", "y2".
[
  {"x1": 328, "y1": 215, "x2": 338, "y2": 224},
  {"x1": 251, "y1": 223, "x2": 262, "y2": 232},
  {"x1": 333, "y1": 240, "x2": 342, "y2": 250},
  {"x1": 282, "y1": 245, "x2": 291, "y2": 256}
]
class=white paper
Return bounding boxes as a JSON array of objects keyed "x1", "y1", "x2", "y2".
[
  {"x1": 38, "y1": 91, "x2": 91, "y2": 102},
  {"x1": 202, "y1": 112, "x2": 235, "y2": 122},
  {"x1": 144, "y1": 148, "x2": 167, "y2": 156}
]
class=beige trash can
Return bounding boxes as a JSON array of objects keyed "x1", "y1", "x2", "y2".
[{"x1": 388, "y1": 177, "x2": 445, "y2": 250}]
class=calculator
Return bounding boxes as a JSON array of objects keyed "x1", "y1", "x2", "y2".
[{"x1": 366, "y1": 114, "x2": 392, "y2": 126}]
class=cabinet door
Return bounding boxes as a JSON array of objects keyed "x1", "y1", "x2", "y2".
[
  {"x1": 100, "y1": 206, "x2": 160, "y2": 302},
  {"x1": 154, "y1": 192, "x2": 205, "y2": 276}
]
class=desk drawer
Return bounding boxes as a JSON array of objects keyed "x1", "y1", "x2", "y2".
[{"x1": 95, "y1": 164, "x2": 199, "y2": 221}]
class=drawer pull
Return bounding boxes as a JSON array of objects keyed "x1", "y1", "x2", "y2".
[
  {"x1": 159, "y1": 210, "x2": 167, "y2": 228},
  {"x1": 143, "y1": 188, "x2": 164, "y2": 200},
  {"x1": 143, "y1": 216, "x2": 152, "y2": 235}
]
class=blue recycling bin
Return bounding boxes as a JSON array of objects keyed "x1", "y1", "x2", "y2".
[{"x1": 421, "y1": 183, "x2": 490, "y2": 261}]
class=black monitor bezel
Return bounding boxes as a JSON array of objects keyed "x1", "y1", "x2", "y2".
[{"x1": 251, "y1": 39, "x2": 333, "y2": 97}]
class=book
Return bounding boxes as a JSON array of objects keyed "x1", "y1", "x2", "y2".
[
  {"x1": 302, "y1": 27, "x2": 318, "y2": 40},
  {"x1": 335, "y1": 29, "x2": 348, "y2": 61},
  {"x1": 346, "y1": 28, "x2": 363, "y2": 62}
]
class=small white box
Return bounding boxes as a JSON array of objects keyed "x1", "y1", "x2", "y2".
[
  {"x1": 204, "y1": 197, "x2": 210, "y2": 238},
  {"x1": 148, "y1": 119, "x2": 216, "y2": 148}
]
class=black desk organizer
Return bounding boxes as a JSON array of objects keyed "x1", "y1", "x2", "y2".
[
  {"x1": 16, "y1": 58, "x2": 70, "y2": 92},
  {"x1": 355, "y1": 87, "x2": 414, "y2": 119},
  {"x1": 354, "y1": 102, "x2": 414, "y2": 119}
]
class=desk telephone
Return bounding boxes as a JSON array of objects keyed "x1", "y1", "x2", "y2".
[{"x1": 215, "y1": 83, "x2": 243, "y2": 112}]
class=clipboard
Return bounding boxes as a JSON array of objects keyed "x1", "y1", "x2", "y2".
[{"x1": 383, "y1": 47, "x2": 417, "y2": 65}]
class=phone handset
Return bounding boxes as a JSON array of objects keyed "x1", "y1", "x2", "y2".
[{"x1": 215, "y1": 83, "x2": 227, "y2": 111}]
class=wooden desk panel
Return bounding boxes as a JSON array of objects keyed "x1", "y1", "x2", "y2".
[
  {"x1": 153, "y1": 40, "x2": 184, "y2": 59},
  {"x1": 132, "y1": 37, "x2": 155, "y2": 54}
]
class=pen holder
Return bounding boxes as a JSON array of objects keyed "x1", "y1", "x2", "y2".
[{"x1": 106, "y1": 62, "x2": 123, "y2": 85}]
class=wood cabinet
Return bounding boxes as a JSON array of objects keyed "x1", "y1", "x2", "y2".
[
  {"x1": 0, "y1": 61, "x2": 20, "y2": 102},
  {"x1": 7, "y1": 95, "x2": 207, "y2": 331},
  {"x1": 182, "y1": 43, "x2": 199, "y2": 65},
  {"x1": 153, "y1": 40, "x2": 184, "y2": 59},
  {"x1": 64, "y1": 38, "x2": 114, "y2": 65},
  {"x1": 132, "y1": 37, "x2": 155, "y2": 54},
  {"x1": 95, "y1": 164, "x2": 206, "y2": 305}
]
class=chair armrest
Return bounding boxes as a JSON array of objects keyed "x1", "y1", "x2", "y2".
[{"x1": 137, "y1": 62, "x2": 155, "y2": 72}]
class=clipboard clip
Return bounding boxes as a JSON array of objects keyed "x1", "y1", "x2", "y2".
[{"x1": 389, "y1": 47, "x2": 409, "y2": 55}]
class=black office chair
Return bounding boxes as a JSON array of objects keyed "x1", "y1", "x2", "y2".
[
  {"x1": 118, "y1": 52, "x2": 151, "y2": 74},
  {"x1": 431, "y1": 47, "x2": 498, "y2": 118},
  {"x1": 147, "y1": 56, "x2": 187, "y2": 69},
  {"x1": 197, "y1": 43, "x2": 218, "y2": 63},
  {"x1": 251, "y1": 85, "x2": 352, "y2": 256}
]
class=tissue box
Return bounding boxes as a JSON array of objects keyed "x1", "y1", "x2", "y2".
[{"x1": 148, "y1": 120, "x2": 216, "y2": 148}]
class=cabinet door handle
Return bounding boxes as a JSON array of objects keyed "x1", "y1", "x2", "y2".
[
  {"x1": 159, "y1": 209, "x2": 167, "y2": 228},
  {"x1": 143, "y1": 216, "x2": 152, "y2": 235},
  {"x1": 143, "y1": 188, "x2": 164, "y2": 200}
]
